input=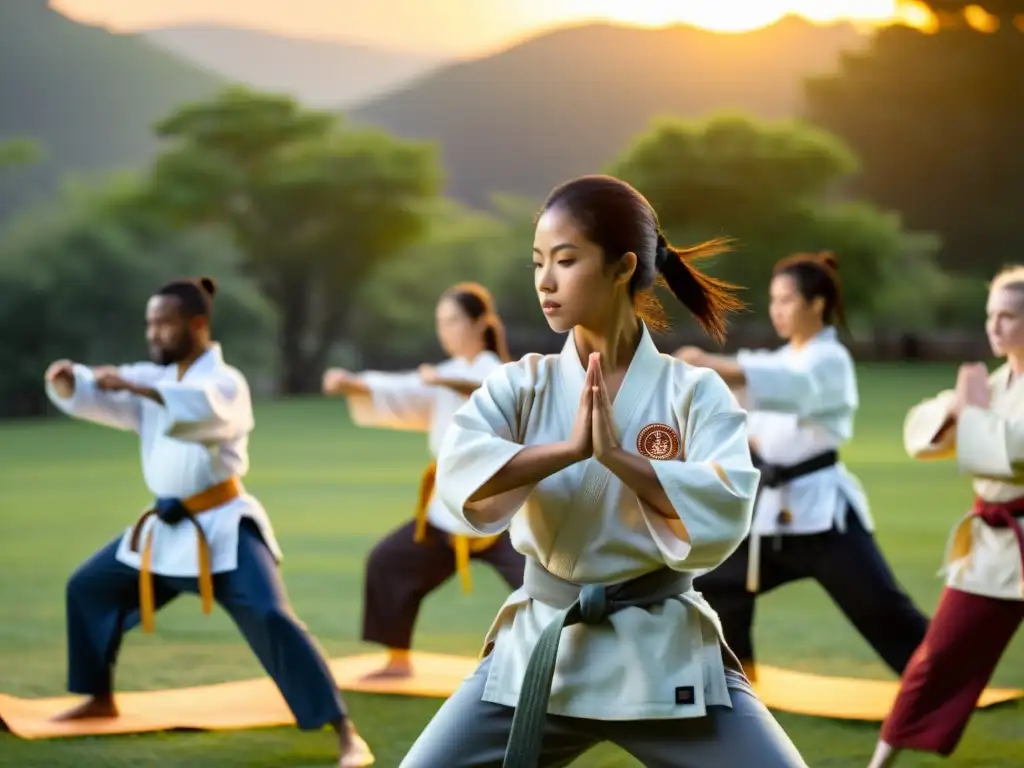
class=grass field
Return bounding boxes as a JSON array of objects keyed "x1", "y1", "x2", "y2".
[{"x1": 1, "y1": 362, "x2": 1021, "y2": 767}]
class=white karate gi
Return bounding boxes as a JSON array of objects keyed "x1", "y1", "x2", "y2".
[
  {"x1": 45, "y1": 343, "x2": 281, "y2": 576},
  {"x1": 400, "y1": 324, "x2": 807, "y2": 768}
]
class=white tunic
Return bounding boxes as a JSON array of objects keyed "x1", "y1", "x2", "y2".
[
  {"x1": 434, "y1": 324, "x2": 760, "y2": 721},
  {"x1": 734, "y1": 326, "x2": 872, "y2": 537},
  {"x1": 344, "y1": 351, "x2": 503, "y2": 537},
  {"x1": 44, "y1": 344, "x2": 281, "y2": 576},
  {"x1": 903, "y1": 363, "x2": 1024, "y2": 601}
]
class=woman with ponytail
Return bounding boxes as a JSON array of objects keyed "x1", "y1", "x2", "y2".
[
  {"x1": 322, "y1": 283, "x2": 525, "y2": 680},
  {"x1": 681, "y1": 252, "x2": 928, "y2": 683},
  {"x1": 400, "y1": 175, "x2": 806, "y2": 767}
]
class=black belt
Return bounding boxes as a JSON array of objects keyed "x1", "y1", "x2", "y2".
[{"x1": 751, "y1": 449, "x2": 838, "y2": 489}]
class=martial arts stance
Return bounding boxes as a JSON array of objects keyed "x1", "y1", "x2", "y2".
[
  {"x1": 869, "y1": 265, "x2": 1024, "y2": 767},
  {"x1": 44, "y1": 277, "x2": 373, "y2": 768},
  {"x1": 322, "y1": 283, "x2": 525, "y2": 680},
  {"x1": 400, "y1": 175, "x2": 807, "y2": 767},
  {"x1": 680, "y1": 252, "x2": 928, "y2": 680}
]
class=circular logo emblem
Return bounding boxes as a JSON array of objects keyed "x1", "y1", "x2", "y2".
[{"x1": 636, "y1": 423, "x2": 680, "y2": 461}]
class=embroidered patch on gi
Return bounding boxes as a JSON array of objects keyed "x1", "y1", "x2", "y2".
[
  {"x1": 636, "y1": 423, "x2": 680, "y2": 460},
  {"x1": 675, "y1": 686, "x2": 695, "y2": 705}
]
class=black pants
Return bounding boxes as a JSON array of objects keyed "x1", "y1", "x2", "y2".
[
  {"x1": 361, "y1": 520, "x2": 525, "y2": 651},
  {"x1": 695, "y1": 510, "x2": 929, "y2": 676},
  {"x1": 65, "y1": 520, "x2": 345, "y2": 730}
]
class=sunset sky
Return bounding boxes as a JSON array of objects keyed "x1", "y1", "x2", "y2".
[{"x1": 54, "y1": 0, "x2": 932, "y2": 56}]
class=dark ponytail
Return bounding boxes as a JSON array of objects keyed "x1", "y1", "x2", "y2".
[
  {"x1": 540, "y1": 174, "x2": 747, "y2": 344},
  {"x1": 655, "y1": 235, "x2": 745, "y2": 344},
  {"x1": 482, "y1": 318, "x2": 512, "y2": 362},
  {"x1": 444, "y1": 282, "x2": 511, "y2": 362},
  {"x1": 773, "y1": 251, "x2": 845, "y2": 328}
]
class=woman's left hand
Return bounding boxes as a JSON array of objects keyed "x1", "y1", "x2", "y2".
[
  {"x1": 590, "y1": 354, "x2": 621, "y2": 462},
  {"x1": 418, "y1": 364, "x2": 440, "y2": 385}
]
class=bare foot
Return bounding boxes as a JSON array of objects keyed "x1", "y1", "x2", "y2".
[
  {"x1": 338, "y1": 722, "x2": 375, "y2": 767},
  {"x1": 50, "y1": 695, "x2": 118, "y2": 721},
  {"x1": 359, "y1": 662, "x2": 413, "y2": 681}
]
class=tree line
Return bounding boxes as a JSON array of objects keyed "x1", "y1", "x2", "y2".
[{"x1": 0, "y1": 1, "x2": 1017, "y2": 417}]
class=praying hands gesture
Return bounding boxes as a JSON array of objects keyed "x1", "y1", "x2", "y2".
[
  {"x1": 954, "y1": 362, "x2": 990, "y2": 414},
  {"x1": 568, "y1": 352, "x2": 621, "y2": 463}
]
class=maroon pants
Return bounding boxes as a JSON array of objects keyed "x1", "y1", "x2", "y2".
[
  {"x1": 361, "y1": 520, "x2": 524, "y2": 651},
  {"x1": 881, "y1": 586, "x2": 1024, "y2": 755}
]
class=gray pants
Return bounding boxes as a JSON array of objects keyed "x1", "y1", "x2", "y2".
[{"x1": 400, "y1": 656, "x2": 808, "y2": 768}]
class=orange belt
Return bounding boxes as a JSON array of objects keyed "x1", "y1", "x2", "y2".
[
  {"x1": 414, "y1": 461, "x2": 500, "y2": 593},
  {"x1": 128, "y1": 476, "x2": 243, "y2": 633}
]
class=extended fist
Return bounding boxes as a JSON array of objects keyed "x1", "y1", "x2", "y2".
[
  {"x1": 418, "y1": 364, "x2": 440, "y2": 385},
  {"x1": 44, "y1": 359, "x2": 75, "y2": 398},
  {"x1": 322, "y1": 367, "x2": 352, "y2": 395}
]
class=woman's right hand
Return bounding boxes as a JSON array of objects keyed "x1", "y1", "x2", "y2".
[
  {"x1": 322, "y1": 367, "x2": 353, "y2": 395},
  {"x1": 567, "y1": 353, "x2": 597, "y2": 461}
]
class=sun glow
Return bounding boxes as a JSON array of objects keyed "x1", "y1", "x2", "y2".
[{"x1": 549, "y1": 0, "x2": 935, "y2": 33}]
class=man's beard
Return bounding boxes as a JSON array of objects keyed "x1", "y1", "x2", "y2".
[{"x1": 150, "y1": 339, "x2": 192, "y2": 366}]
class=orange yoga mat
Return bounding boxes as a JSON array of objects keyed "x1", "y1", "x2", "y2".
[{"x1": 1, "y1": 652, "x2": 1020, "y2": 739}]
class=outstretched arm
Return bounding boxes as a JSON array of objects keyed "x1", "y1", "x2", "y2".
[
  {"x1": 44, "y1": 360, "x2": 152, "y2": 433},
  {"x1": 324, "y1": 367, "x2": 433, "y2": 433}
]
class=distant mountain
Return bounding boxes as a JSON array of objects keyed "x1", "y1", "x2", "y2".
[
  {"x1": 347, "y1": 16, "x2": 869, "y2": 207},
  {"x1": 0, "y1": 1, "x2": 223, "y2": 222},
  {"x1": 143, "y1": 24, "x2": 451, "y2": 108}
]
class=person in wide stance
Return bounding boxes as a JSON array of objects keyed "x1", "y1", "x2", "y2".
[
  {"x1": 44, "y1": 276, "x2": 373, "y2": 768},
  {"x1": 323, "y1": 282, "x2": 525, "y2": 680},
  {"x1": 868, "y1": 266, "x2": 1024, "y2": 767},
  {"x1": 681, "y1": 252, "x2": 928, "y2": 682},
  {"x1": 400, "y1": 175, "x2": 807, "y2": 767}
]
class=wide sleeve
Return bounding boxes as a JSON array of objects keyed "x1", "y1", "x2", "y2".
[
  {"x1": 434, "y1": 361, "x2": 534, "y2": 536},
  {"x1": 155, "y1": 369, "x2": 254, "y2": 444},
  {"x1": 639, "y1": 370, "x2": 760, "y2": 571},
  {"x1": 345, "y1": 370, "x2": 435, "y2": 433},
  {"x1": 955, "y1": 404, "x2": 1024, "y2": 479},
  {"x1": 735, "y1": 345, "x2": 855, "y2": 418},
  {"x1": 902, "y1": 389, "x2": 957, "y2": 460},
  {"x1": 45, "y1": 363, "x2": 152, "y2": 433}
]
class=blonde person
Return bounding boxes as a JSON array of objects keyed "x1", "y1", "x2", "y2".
[{"x1": 869, "y1": 266, "x2": 1024, "y2": 767}]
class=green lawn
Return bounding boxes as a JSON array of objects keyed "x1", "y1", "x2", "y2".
[{"x1": 1, "y1": 362, "x2": 1021, "y2": 767}]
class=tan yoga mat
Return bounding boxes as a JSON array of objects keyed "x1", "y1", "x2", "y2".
[{"x1": 1, "y1": 652, "x2": 1020, "y2": 739}]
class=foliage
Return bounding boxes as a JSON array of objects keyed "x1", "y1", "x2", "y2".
[
  {"x1": 145, "y1": 86, "x2": 441, "y2": 392},
  {"x1": 609, "y1": 113, "x2": 945, "y2": 328},
  {"x1": 0, "y1": 136, "x2": 44, "y2": 170},
  {"x1": 805, "y1": 20, "x2": 1024, "y2": 276},
  {"x1": 0, "y1": 173, "x2": 275, "y2": 417}
]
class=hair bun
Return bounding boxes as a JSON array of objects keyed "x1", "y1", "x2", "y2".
[
  {"x1": 819, "y1": 251, "x2": 838, "y2": 271},
  {"x1": 198, "y1": 276, "x2": 217, "y2": 297}
]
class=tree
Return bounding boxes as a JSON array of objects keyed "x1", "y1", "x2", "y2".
[
  {"x1": 0, "y1": 174, "x2": 276, "y2": 418},
  {"x1": 348, "y1": 198, "x2": 514, "y2": 366},
  {"x1": 145, "y1": 86, "x2": 441, "y2": 393},
  {"x1": 0, "y1": 136, "x2": 43, "y2": 171},
  {"x1": 608, "y1": 114, "x2": 943, "y2": 328},
  {"x1": 805, "y1": 15, "x2": 1024, "y2": 275}
]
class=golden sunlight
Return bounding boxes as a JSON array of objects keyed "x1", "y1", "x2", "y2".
[{"x1": 552, "y1": 0, "x2": 935, "y2": 33}]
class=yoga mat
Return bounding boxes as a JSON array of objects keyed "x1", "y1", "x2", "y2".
[{"x1": 1, "y1": 652, "x2": 1020, "y2": 739}]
